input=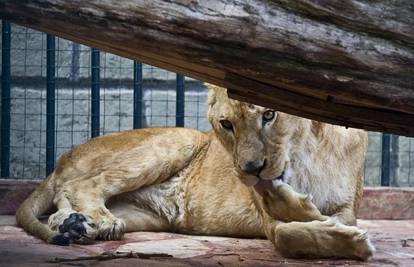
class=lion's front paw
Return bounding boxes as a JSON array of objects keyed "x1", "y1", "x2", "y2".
[
  {"x1": 263, "y1": 180, "x2": 328, "y2": 222},
  {"x1": 327, "y1": 220, "x2": 375, "y2": 260},
  {"x1": 353, "y1": 230, "x2": 375, "y2": 260},
  {"x1": 97, "y1": 217, "x2": 126, "y2": 240},
  {"x1": 272, "y1": 219, "x2": 375, "y2": 260},
  {"x1": 297, "y1": 194, "x2": 329, "y2": 221}
]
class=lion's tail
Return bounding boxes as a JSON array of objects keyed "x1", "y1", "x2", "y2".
[{"x1": 16, "y1": 173, "x2": 57, "y2": 243}]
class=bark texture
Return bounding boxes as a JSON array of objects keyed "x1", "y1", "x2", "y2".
[{"x1": 0, "y1": 0, "x2": 413, "y2": 135}]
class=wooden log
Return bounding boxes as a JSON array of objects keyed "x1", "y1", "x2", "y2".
[{"x1": 0, "y1": 0, "x2": 413, "y2": 136}]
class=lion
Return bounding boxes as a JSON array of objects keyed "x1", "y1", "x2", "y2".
[{"x1": 16, "y1": 84, "x2": 374, "y2": 260}]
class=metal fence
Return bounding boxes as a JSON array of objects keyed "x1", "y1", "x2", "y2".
[{"x1": 1, "y1": 21, "x2": 413, "y2": 186}]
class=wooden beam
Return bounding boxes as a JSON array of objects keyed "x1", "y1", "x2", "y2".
[{"x1": 0, "y1": 0, "x2": 413, "y2": 136}]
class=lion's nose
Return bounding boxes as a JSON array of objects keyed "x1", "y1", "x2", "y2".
[{"x1": 240, "y1": 160, "x2": 265, "y2": 175}]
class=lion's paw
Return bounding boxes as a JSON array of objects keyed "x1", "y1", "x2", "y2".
[
  {"x1": 348, "y1": 226, "x2": 376, "y2": 260},
  {"x1": 326, "y1": 219, "x2": 375, "y2": 260},
  {"x1": 97, "y1": 217, "x2": 126, "y2": 241},
  {"x1": 264, "y1": 180, "x2": 327, "y2": 222},
  {"x1": 50, "y1": 213, "x2": 97, "y2": 245}
]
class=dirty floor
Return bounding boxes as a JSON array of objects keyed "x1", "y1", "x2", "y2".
[{"x1": 0, "y1": 216, "x2": 413, "y2": 266}]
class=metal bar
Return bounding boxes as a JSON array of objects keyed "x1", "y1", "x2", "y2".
[
  {"x1": 46, "y1": 34, "x2": 56, "y2": 175},
  {"x1": 1, "y1": 21, "x2": 11, "y2": 178},
  {"x1": 133, "y1": 61, "x2": 143, "y2": 129},
  {"x1": 176, "y1": 74, "x2": 185, "y2": 127},
  {"x1": 390, "y1": 135, "x2": 399, "y2": 186},
  {"x1": 381, "y1": 133, "x2": 391, "y2": 186},
  {"x1": 91, "y1": 48, "x2": 100, "y2": 138},
  {"x1": 70, "y1": 43, "x2": 80, "y2": 81}
]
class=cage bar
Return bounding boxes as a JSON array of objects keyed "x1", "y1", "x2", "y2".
[
  {"x1": 133, "y1": 61, "x2": 143, "y2": 129},
  {"x1": 381, "y1": 133, "x2": 391, "y2": 186},
  {"x1": 1, "y1": 21, "x2": 11, "y2": 178},
  {"x1": 176, "y1": 74, "x2": 185, "y2": 127},
  {"x1": 46, "y1": 34, "x2": 56, "y2": 175},
  {"x1": 91, "y1": 48, "x2": 100, "y2": 138},
  {"x1": 70, "y1": 43, "x2": 80, "y2": 81}
]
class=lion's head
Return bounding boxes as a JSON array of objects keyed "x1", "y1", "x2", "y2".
[{"x1": 207, "y1": 84, "x2": 302, "y2": 188}]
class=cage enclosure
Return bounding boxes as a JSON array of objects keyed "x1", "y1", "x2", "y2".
[{"x1": 0, "y1": 16, "x2": 414, "y2": 267}]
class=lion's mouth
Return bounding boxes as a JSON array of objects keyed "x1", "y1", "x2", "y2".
[{"x1": 253, "y1": 171, "x2": 285, "y2": 197}]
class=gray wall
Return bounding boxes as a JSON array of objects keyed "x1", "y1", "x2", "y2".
[{"x1": 7, "y1": 83, "x2": 209, "y2": 179}]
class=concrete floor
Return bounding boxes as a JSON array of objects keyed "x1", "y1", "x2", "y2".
[{"x1": 0, "y1": 216, "x2": 413, "y2": 266}]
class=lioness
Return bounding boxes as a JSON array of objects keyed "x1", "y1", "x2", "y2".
[{"x1": 17, "y1": 85, "x2": 374, "y2": 260}]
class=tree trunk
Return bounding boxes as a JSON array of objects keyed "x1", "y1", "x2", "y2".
[{"x1": 0, "y1": 0, "x2": 413, "y2": 136}]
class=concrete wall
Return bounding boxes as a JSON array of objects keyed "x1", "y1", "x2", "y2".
[{"x1": 5, "y1": 83, "x2": 209, "y2": 179}]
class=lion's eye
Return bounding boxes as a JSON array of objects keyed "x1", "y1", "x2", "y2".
[
  {"x1": 220, "y1": 120, "x2": 233, "y2": 130},
  {"x1": 263, "y1": 110, "x2": 275, "y2": 122}
]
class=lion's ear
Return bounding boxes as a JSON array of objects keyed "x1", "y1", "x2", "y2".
[{"x1": 206, "y1": 83, "x2": 227, "y2": 107}]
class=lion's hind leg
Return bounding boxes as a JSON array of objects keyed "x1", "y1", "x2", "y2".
[
  {"x1": 48, "y1": 165, "x2": 173, "y2": 244},
  {"x1": 53, "y1": 191, "x2": 127, "y2": 243},
  {"x1": 47, "y1": 191, "x2": 123, "y2": 245},
  {"x1": 49, "y1": 208, "x2": 125, "y2": 245},
  {"x1": 108, "y1": 200, "x2": 171, "y2": 233},
  {"x1": 49, "y1": 194, "x2": 173, "y2": 245}
]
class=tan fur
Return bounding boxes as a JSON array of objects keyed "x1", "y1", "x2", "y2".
[{"x1": 16, "y1": 85, "x2": 374, "y2": 260}]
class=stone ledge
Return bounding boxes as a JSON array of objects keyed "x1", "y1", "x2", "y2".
[
  {"x1": 1, "y1": 179, "x2": 413, "y2": 219},
  {"x1": 0, "y1": 179, "x2": 42, "y2": 215},
  {"x1": 358, "y1": 186, "x2": 414, "y2": 220}
]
